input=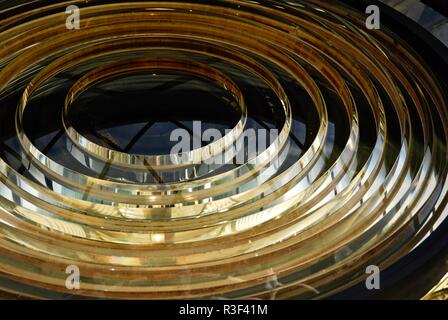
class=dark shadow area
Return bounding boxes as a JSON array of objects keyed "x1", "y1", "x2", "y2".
[{"x1": 422, "y1": 0, "x2": 448, "y2": 17}]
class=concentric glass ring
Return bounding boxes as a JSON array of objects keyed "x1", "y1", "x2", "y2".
[{"x1": 0, "y1": 0, "x2": 447, "y2": 299}]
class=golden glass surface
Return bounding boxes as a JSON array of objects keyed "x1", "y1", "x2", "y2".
[{"x1": 0, "y1": 0, "x2": 447, "y2": 299}]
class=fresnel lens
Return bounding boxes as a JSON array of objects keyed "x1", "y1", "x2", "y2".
[{"x1": 0, "y1": 0, "x2": 447, "y2": 299}]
